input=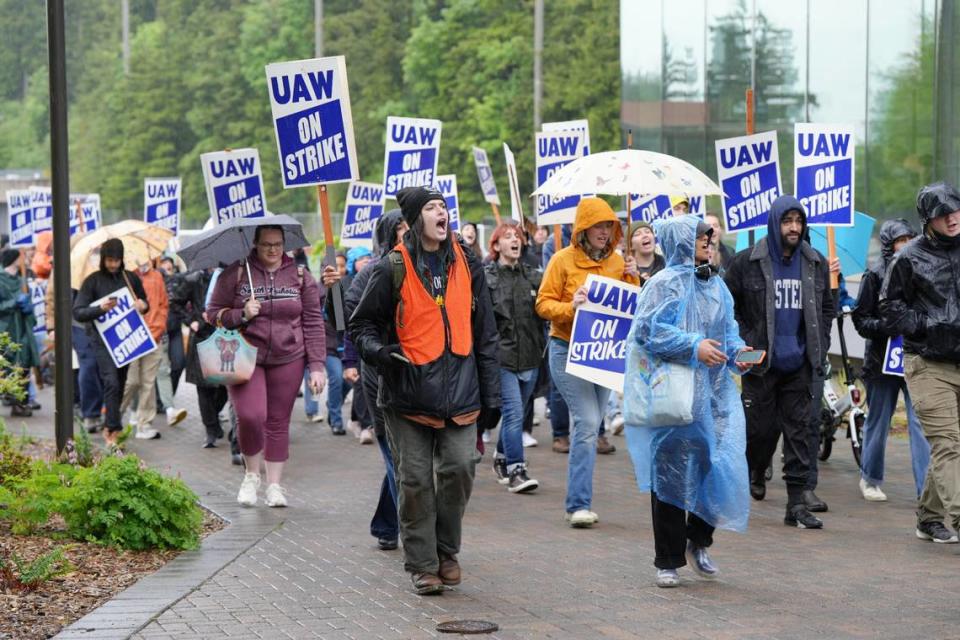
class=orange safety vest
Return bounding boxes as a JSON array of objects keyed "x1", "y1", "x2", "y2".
[{"x1": 395, "y1": 241, "x2": 473, "y2": 365}]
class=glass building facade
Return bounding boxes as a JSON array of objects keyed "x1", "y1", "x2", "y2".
[{"x1": 620, "y1": 0, "x2": 960, "y2": 222}]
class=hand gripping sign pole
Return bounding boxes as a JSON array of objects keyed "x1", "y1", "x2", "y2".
[
  {"x1": 317, "y1": 183, "x2": 344, "y2": 328},
  {"x1": 265, "y1": 55, "x2": 359, "y2": 331}
]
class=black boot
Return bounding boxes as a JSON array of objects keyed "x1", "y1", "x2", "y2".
[
  {"x1": 749, "y1": 468, "x2": 766, "y2": 501},
  {"x1": 802, "y1": 489, "x2": 828, "y2": 512}
]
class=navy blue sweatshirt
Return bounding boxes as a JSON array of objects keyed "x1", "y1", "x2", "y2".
[{"x1": 767, "y1": 198, "x2": 806, "y2": 373}]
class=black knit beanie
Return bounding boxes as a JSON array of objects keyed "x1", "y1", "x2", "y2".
[
  {"x1": 396, "y1": 186, "x2": 444, "y2": 226},
  {"x1": 1, "y1": 248, "x2": 19, "y2": 268}
]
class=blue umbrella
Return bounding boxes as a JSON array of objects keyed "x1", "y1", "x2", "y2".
[{"x1": 734, "y1": 211, "x2": 877, "y2": 275}]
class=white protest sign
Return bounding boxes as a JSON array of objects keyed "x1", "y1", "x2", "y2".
[
  {"x1": 687, "y1": 195, "x2": 706, "y2": 217},
  {"x1": 472, "y1": 147, "x2": 500, "y2": 206},
  {"x1": 7, "y1": 189, "x2": 33, "y2": 248},
  {"x1": 340, "y1": 181, "x2": 384, "y2": 248},
  {"x1": 200, "y1": 148, "x2": 267, "y2": 225},
  {"x1": 265, "y1": 56, "x2": 359, "y2": 188},
  {"x1": 30, "y1": 278, "x2": 47, "y2": 335},
  {"x1": 882, "y1": 336, "x2": 904, "y2": 377},
  {"x1": 565, "y1": 274, "x2": 641, "y2": 393},
  {"x1": 382, "y1": 116, "x2": 442, "y2": 200},
  {"x1": 91, "y1": 287, "x2": 157, "y2": 368},
  {"x1": 502, "y1": 143, "x2": 524, "y2": 223},
  {"x1": 535, "y1": 130, "x2": 585, "y2": 226},
  {"x1": 69, "y1": 194, "x2": 101, "y2": 237},
  {"x1": 436, "y1": 174, "x2": 460, "y2": 233},
  {"x1": 30, "y1": 186, "x2": 52, "y2": 235},
  {"x1": 715, "y1": 131, "x2": 782, "y2": 233},
  {"x1": 543, "y1": 119, "x2": 591, "y2": 154},
  {"x1": 144, "y1": 178, "x2": 182, "y2": 234},
  {"x1": 794, "y1": 123, "x2": 855, "y2": 227}
]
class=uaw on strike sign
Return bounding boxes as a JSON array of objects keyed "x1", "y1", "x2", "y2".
[
  {"x1": 200, "y1": 148, "x2": 267, "y2": 225},
  {"x1": 794, "y1": 123, "x2": 854, "y2": 227},
  {"x1": 566, "y1": 274, "x2": 641, "y2": 393},
  {"x1": 339, "y1": 182, "x2": 383, "y2": 248},
  {"x1": 144, "y1": 178, "x2": 182, "y2": 234},
  {"x1": 383, "y1": 117, "x2": 442, "y2": 200},
  {"x1": 714, "y1": 130, "x2": 782, "y2": 233},
  {"x1": 265, "y1": 55, "x2": 359, "y2": 188},
  {"x1": 91, "y1": 287, "x2": 157, "y2": 368}
]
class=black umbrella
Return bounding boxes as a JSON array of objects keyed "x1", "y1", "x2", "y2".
[{"x1": 176, "y1": 214, "x2": 309, "y2": 271}]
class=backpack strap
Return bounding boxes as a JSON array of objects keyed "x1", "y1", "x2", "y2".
[{"x1": 388, "y1": 251, "x2": 405, "y2": 307}]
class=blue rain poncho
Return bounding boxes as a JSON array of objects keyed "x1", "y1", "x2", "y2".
[{"x1": 624, "y1": 215, "x2": 750, "y2": 532}]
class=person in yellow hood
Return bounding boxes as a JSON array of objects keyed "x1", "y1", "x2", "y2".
[{"x1": 536, "y1": 197, "x2": 639, "y2": 528}]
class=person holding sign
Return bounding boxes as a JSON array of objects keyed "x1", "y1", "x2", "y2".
[
  {"x1": 851, "y1": 219, "x2": 929, "y2": 503},
  {"x1": 536, "y1": 198, "x2": 639, "y2": 528},
  {"x1": 73, "y1": 239, "x2": 149, "y2": 446},
  {"x1": 349, "y1": 186, "x2": 501, "y2": 595},
  {"x1": 485, "y1": 222, "x2": 544, "y2": 494},
  {"x1": 724, "y1": 196, "x2": 834, "y2": 530},
  {"x1": 880, "y1": 182, "x2": 960, "y2": 544},
  {"x1": 624, "y1": 216, "x2": 753, "y2": 588},
  {"x1": 206, "y1": 225, "x2": 327, "y2": 508},
  {"x1": 0, "y1": 249, "x2": 39, "y2": 417}
]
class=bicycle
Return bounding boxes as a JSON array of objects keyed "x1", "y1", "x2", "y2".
[{"x1": 818, "y1": 305, "x2": 866, "y2": 468}]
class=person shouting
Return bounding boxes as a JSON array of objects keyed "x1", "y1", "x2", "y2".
[
  {"x1": 485, "y1": 222, "x2": 544, "y2": 494},
  {"x1": 349, "y1": 186, "x2": 501, "y2": 595}
]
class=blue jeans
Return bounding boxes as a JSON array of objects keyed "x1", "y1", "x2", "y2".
[
  {"x1": 370, "y1": 433, "x2": 399, "y2": 540},
  {"x1": 497, "y1": 368, "x2": 539, "y2": 467},
  {"x1": 548, "y1": 380, "x2": 570, "y2": 437},
  {"x1": 324, "y1": 355, "x2": 350, "y2": 428},
  {"x1": 861, "y1": 375, "x2": 930, "y2": 496},
  {"x1": 73, "y1": 325, "x2": 102, "y2": 419},
  {"x1": 549, "y1": 338, "x2": 610, "y2": 512}
]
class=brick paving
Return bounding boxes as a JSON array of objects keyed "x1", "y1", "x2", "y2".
[{"x1": 11, "y1": 384, "x2": 957, "y2": 639}]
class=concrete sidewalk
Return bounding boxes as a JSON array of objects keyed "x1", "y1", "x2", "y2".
[{"x1": 10, "y1": 383, "x2": 957, "y2": 640}]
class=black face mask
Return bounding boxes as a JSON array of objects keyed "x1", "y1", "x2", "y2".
[{"x1": 929, "y1": 226, "x2": 960, "y2": 249}]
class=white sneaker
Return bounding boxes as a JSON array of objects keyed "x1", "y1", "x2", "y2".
[
  {"x1": 656, "y1": 569, "x2": 680, "y2": 588},
  {"x1": 166, "y1": 407, "x2": 187, "y2": 427},
  {"x1": 134, "y1": 427, "x2": 161, "y2": 440},
  {"x1": 347, "y1": 420, "x2": 363, "y2": 438},
  {"x1": 609, "y1": 415, "x2": 625, "y2": 436},
  {"x1": 359, "y1": 428, "x2": 375, "y2": 444},
  {"x1": 481, "y1": 430, "x2": 491, "y2": 444},
  {"x1": 306, "y1": 414, "x2": 324, "y2": 423},
  {"x1": 522, "y1": 432, "x2": 538, "y2": 448},
  {"x1": 237, "y1": 472, "x2": 261, "y2": 506},
  {"x1": 859, "y1": 477, "x2": 888, "y2": 502},
  {"x1": 264, "y1": 483, "x2": 287, "y2": 507},
  {"x1": 565, "y1": 509, "x2": 599, "y2": 528}
]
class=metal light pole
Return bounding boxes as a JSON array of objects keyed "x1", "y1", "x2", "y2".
[
  {"x1": 122, "y1": 0, "x2": 130, "y2": 75},
  {"x1": 533, "y1": 0, "x2": 543, "y2": 131},
  {"x1": 46, "y1": 0, "x2": 75, "y2": 453},
  {"x1": 315, "y1": 0, "x2": 323, "y2": 57}
]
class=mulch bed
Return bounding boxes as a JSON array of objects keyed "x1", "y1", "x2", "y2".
[{"x1": 0, "y1": 440, "x2": 227, "y2": 640}]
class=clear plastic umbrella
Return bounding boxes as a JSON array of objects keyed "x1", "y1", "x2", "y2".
[{"x1": 532, "y1": 149, "x2": 723, "y2": 199}]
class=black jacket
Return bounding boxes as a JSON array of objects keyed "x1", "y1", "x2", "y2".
[
  {"x1": 176, "y1": 270, "x2": 219, "y2": 388},
  {"x1": 484, "y1": 260, "x2": 545, "y2": 372},
  {"x1": 164, "y1": 271, "x2": 188, "y2": 332},
  {"x1": 73, "y1": 268, "x2": 148, "y2": 340},
  {"x1": 852, "y1": 218, "x2": 917, "y2": 378},
  {"x1": 880, "y1": 187, "x2": 960, "y2": 362},
  {"x1": 345, "y1": 209, "x2": 405, "y2": 437},
  {"x1": 349, "y1": 236, "x2": 501, "y2": 420},
  {"x1": 723, "y1": 196, "x2": 834, "y2": 377}
]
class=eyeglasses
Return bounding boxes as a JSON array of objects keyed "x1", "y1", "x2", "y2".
[{"x1": 257, "y1": 242, "x2": 284, "y2": 250}]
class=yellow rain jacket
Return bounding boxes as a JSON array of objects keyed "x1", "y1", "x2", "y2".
[{"x1": 536, "y1": 198, "x2": 640, "y2": 342}]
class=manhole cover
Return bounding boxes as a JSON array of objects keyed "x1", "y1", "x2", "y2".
[{"x1": 436, "y1": 620, "x2": 500, "y2": 634}]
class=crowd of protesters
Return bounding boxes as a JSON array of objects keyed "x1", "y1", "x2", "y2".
[{"x1": 2, "y1": 179, "x2": 958, "y2": 594}]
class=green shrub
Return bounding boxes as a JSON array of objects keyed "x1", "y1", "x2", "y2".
[
  {"x1": 0, "y1": 545, "x2": 75, "y2": 592},
  {"x1": 0, "y1": 440, "x2": 32, "y2": 483},
  {"x1": 0, "y1": 460, "x2": 76, "y2": 534},
  {"x1": 60, "y1": 454, "x2": 202, "y2": 550}
]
